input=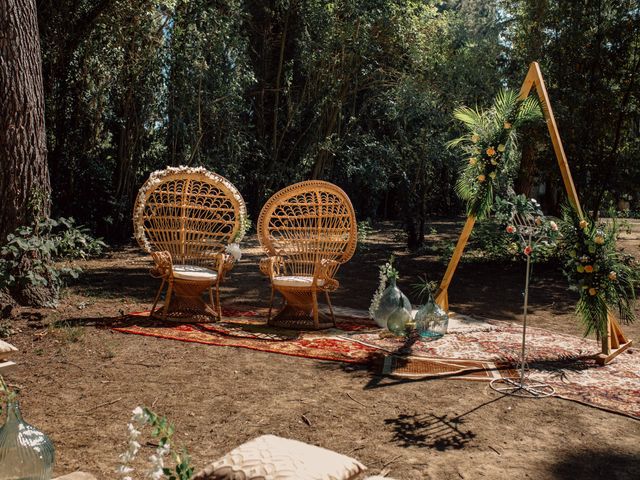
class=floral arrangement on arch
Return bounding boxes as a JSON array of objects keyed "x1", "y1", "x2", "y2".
[
  {"x1": 558, "y1": 207, "x2": 638, "y2": 338},
  {"x1": 449, "y1": 90, "x2": 543, "y2": 219}
]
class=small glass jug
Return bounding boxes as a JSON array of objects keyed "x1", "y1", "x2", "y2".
[
  {"x1": 415, "y1": 294, "x2": 449, "y2": 340},
  {"x1": 0, "y1": 401, "x2": 55, "y2": 479}
]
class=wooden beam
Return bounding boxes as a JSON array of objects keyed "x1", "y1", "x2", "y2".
[
  {"x1": 518, "y1": 62, "x2": 583, "y2": 218},
  {"x1": 435, "y1": 215, "x2": 476, "y2": 312}
]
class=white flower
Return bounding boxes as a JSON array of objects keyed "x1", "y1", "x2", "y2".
[
  {"x1": 116, "y1": 465, "x2": 134, "y2": 474},
  {"x1": 148, "y1": 468, "x2": 164, "y2": 480},
  {"x1": 226, "y1": 243, "x2": 242, "y2": 261},
  {"x1": 549, "y1": 221, "x2": 558, "y2": 231},
  {"x1": 132, "y1": 406, "x2": 149, "y2": 424},
  {"x1": 127, "y1": 423, "x2": 141, "y2": 438}
]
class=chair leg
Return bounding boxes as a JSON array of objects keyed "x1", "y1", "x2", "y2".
[
  {"x1": 325, "y1": 291, "x2": 336, "y2": 326},
  {"x1": 267, "y1": 287, "x2": 275, "y2": 321},
  {"x1": 311, "y1": 290, "x2": 319, "y2": 329},
  {"x1": 215, "y1": 284, "x2": 222, "y2": 321},
  {"x1": 208, "y1": 286, "x2": 217, "y2": 322},
  {"x1": 161, "y1": 282, "x2": 173, "y2": 321},
  {"x1": 151, "y1": 279, "x2": 166, "y2": 316}
]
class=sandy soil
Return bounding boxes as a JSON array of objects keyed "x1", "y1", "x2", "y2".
[{"x1": 2, "y1": 219, "x2": 639, "y2": 479}]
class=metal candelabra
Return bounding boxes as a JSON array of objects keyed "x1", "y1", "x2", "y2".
[{"x1": 490, "y1": 212, "x2": 555, "y2": 398}]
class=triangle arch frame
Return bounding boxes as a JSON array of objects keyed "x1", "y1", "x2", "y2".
[{"x1": 434, "y1": 62, "x2": 632, "y2": 365}]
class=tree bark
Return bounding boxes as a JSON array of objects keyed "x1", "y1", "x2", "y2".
[{"x1": 0, "y1": 0, "x2": 51, "y2": 241}]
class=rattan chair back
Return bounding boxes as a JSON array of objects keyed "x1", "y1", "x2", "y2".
[
  {"x1": 133, "y1": 167, "x2": 246, "y2": 266},
  {"x1": 258, "y1": 180, "x2": 357, "y2": 276}
]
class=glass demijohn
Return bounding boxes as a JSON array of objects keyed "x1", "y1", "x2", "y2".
[
  {"x1": 415, "y1": 294, "x2": 449, "y2": 340},
  {"x1": 386, "y1": 296, "x2": 412, "y2": 336},
  {"x1": 373, "y1": 277, "x2": 411, "y2": 328},
  {"x1": 0, "y1": 401, "x2": 55, "y2": 480}
]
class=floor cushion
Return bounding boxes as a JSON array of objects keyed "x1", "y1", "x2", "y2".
[{"x1": 192, "y1": 434, "x2": 366, "y2": 480}]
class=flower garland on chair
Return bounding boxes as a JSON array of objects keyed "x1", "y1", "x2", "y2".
[{"x1": 449, "y1": 90, "x2": 543, "y2": 219}]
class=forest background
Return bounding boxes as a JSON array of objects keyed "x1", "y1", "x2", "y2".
[{"x1": 5, "y1": 0, "x2": 640, "y2": 251}]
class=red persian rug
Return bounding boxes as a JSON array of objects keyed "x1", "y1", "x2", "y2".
[
  {"x1": 112, "y1": 308, "x2": 381, "y2": 364},
  {"x1": 112, "y1": 307, "x2": 640, "y2": 418}
]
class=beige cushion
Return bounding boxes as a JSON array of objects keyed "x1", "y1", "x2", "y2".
[
  {"x1": 272, "y1": 275, "x2": 325, "y2": 288},
  {"x1": 193, "y1": 434, "x2": 366, "y2": 480},
  {"x1": 173, "y1": 265, "x2": 218, "y2": 282},
  {"x1": 0, "y1": 340, "x2": 17, "y2": 355}
]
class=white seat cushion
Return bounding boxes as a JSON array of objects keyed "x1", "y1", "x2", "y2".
[
  {"x1": 272, "y1": 275, "x2": 325, "y2": 288},
  {"x1": 192, "y1": 434, "x2": 366, "y2": 480},
  {"x1": 172, "y1": 265, "x2": 218, "y2": 282}
]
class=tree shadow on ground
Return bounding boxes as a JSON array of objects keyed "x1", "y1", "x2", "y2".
[
  {"x1": 383, "y1": 395, "x2": 505, "y2": 451},
  {"x1": 551, "y1": 450, "x2": 640, "y2": 480}
]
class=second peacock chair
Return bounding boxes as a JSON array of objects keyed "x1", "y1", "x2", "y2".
[{"x1": 258, "y1": 180, "x2": 357, "y2": 330}]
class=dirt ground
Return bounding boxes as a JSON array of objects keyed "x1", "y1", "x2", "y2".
[{"x1": 3, "y1": 219, "x2": 639, "y2": 479}]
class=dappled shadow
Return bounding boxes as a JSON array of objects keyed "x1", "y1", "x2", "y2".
[
  {"x1": 383, "y1": 395, "x2": 505, "y2": 451},
  {"x1": 384, "y1": 412, "x2": 476, "y2": 451},
  {"x1": 551, "y1": 450, "x2": 640, "y2": 480}
]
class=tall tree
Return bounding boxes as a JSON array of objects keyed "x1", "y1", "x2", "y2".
[{"x1": 0, "y1": 0, "x2": 51, "y2": 241}]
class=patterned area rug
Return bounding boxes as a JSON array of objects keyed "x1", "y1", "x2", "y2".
[
  {"x1": 112, "y1": 308, "x2": 381, "y2": 364},
  {"x1": 345, "y1": 321, "x2": 640, "y2": 419},
  {"x1": 112, "y1": 307, "x2": 640, "y2": 419}
]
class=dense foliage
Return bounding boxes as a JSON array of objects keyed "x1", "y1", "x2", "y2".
[
  {"x1": 449, "y1": 90, "x2": 543, "y2": 218},
  {"x1": 31, "y1": 0, "x2": 640, "y2": 248},
  {"x1": 559, "y1": 207, "x2": 638, "y2": 337},
  {"x1": 0, "y1": 217, "x2": 106, "y2": 305}
]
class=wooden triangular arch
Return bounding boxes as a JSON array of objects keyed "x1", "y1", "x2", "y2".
[{"x1": 434, "y1": 62, "x2": 632, "y2": 365}]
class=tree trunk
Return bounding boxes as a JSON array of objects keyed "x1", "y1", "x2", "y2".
[
  {"x1": 0, "y1": 0, "x2": 51, "y2": 241},
  {"x1": 0, "y1": 0, "x2": 54, "y2": 306}
]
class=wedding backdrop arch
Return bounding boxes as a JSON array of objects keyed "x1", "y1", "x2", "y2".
[{"x1": 434, "y1": 62, "x2": 632, "y2": 365}]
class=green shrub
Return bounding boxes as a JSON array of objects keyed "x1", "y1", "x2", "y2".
[{"x1": 0, "y1": 217, "x2": 106, "y2": 297}]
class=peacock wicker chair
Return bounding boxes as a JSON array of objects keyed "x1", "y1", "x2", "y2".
[
  {"x1": 133, "y1": 166, "x2": 247, "y2": 322},
  {"x1": 258, "y1": 180, "x2": 357, "y2": 330}
]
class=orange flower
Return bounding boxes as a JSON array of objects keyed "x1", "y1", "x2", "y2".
[
  {"x1": 584, "y1": 265, "x2": 594, "y2": 273},
  {"x1": 594, "y1": 235, "x2": 604, "y2": 245},
  {"x1": 579, "y1": 220, "x2": 588, "y2": 229},
  {"x1": 486, "y1": 147, "x2": 496, "y2": 156},
  {"x1": 588, "y1": 287, "x2": 597, "y2": 296},
  {"x1": 504, "y1": 122, "x2": 512, "y2": 129},
  {"x1": 477, "y1": 174, "x2": 486, "y2": 183},
  {"x1": 471, "y1": 134, "x2": 480, "y2": 143},
  {"x1": 608, "y1": 271, "x2": 617, "y2": 281}
]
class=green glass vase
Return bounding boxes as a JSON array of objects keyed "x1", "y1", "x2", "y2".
[
  {"x1": 386, "y1": 296, "x2": 412, "y2": 336},
  {"x1": 373, "y1": 277, "x2": 411, "y2": 328},
  {"x1": 0, "y1": 401, "x2": 55, "y2": 479}
]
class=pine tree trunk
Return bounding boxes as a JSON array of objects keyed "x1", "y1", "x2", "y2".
[
  {"x1": 0, "y1": 0, "x2": 54, "y2": 306},
  {"x1": 0, "y1": 0, "x2": 51, "y2": 242}
]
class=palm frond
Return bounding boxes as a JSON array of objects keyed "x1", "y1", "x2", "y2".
[{"x1": 452, "y1": 106, "x2": 484, "y2": 130}]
